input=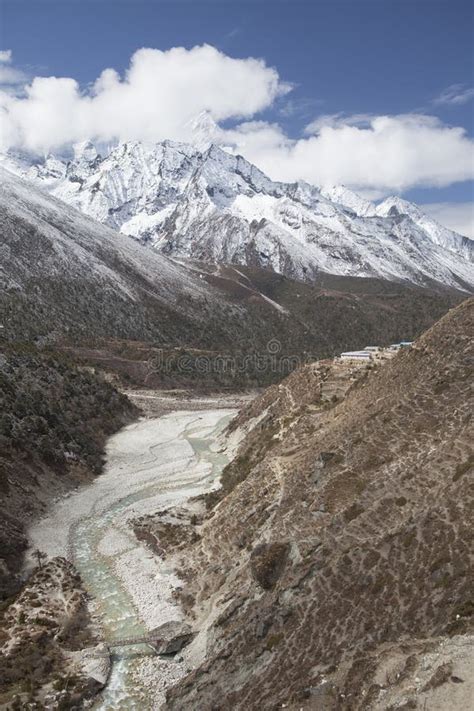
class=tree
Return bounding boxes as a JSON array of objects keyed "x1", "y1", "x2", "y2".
[{"x1": 33, "y1": 549, "x2": 47, "y2": 569}]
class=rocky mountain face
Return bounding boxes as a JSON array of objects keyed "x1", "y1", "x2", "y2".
[
  {"x1": 1, "y1": 168, "x2": 464, "y2": 389},
  {"x1": 0, "y1": 558, "x2": 106, "y2": 709},
  {"x1": 2, "y1": 140, "x2": 473, "y2": 291},
  {"x1": 164, "y1": 298, "x2": 473, "y2": 710},
  {"x1": 374, "y1": 196, "x2": 473, "y2": 260}
]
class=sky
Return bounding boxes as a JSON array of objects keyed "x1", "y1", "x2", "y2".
[{"x1": 0, "y1": 0, "x2": 473, "y2": 235}]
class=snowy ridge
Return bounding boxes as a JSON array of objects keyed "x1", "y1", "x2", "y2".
[
  {"x1": 319, "y1": 185, "x2": 375, "y2": 217},
  {"x1": 0, "y1": 165, "x2": 214, "y2": 310},
  {"x1": 2, "y1": 140, "x2": 473, "y2": 290},
  {"x1": 374, "y1": 196, "x2": 473, "y2": 261}
]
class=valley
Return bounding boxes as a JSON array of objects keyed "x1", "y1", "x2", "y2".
[
  {"x1": 0, "y1": 126, "x2": 472, "y2": 711},
  {"x1": 1, "y1": 2, "x2": 473, "y2": 708},
  {"x1": 2, "y1": 397, "x2": 242, "y2": 709},
  {"x1": 1, "y1": 296, "x2": 472, "y2": 709}
]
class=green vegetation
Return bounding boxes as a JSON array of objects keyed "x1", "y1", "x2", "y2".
[{"x1": 0, "y1": 348, "x2": 137, "y2": 474}]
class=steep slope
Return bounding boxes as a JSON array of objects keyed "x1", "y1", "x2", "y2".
[
  {"x1": 375, "y1": 196, "x2": 473, "y2": 260},
  {"x1": 165, "y1": 298, "x2": 473, "y2": 710},
  {"x1": 0, "y1": 165, "x2": 225, "y2": 346},
  {"x1": 0, "y1": 346, "x2": 138, "y2": 598},
  {"x1": 3, "y1": 141, "x2": 473, "y2": 290},
  {"x1": 1, "y1": 168, "x2": 464, "y2": 389}
]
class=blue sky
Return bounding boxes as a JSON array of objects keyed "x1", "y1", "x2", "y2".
[{"x1": 1, "y1": 0, "x2": 473, "y2": 232}]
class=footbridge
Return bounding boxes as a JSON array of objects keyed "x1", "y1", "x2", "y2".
[{"x1": 83, "y1": 624, "x2": 193, "y2": 658}]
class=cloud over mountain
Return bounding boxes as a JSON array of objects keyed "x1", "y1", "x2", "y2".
[
  {"x1": 0, "y1": 45, "x2": 287, "y2": 152},
  {"x1": 1, "y1": 46, "x2": 473, "y2": 196},
  {"x1": 230, "y1": 113, "x2": 474, "y2": 193}
]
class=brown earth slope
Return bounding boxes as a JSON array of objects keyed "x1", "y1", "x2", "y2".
[{"x1": 167, "y1": 298, "x2": 474, "y2": 710}]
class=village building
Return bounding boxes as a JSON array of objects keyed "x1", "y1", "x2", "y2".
[{"x1": 340, "y1": 351, "x2": 372, "y2": 362}]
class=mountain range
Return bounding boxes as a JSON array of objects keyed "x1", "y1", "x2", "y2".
[
  {"x1": 0, "y1": 167, "x2": 465, "y2": 389},
  {"x1": 2, "y1": 139, "x2": 473, "y2": 291}
]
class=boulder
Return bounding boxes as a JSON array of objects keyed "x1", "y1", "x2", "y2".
[
  {"x1": 80, "y1": 643, "x2": 111, "y2": 688},
  {"x1": 150, "y1": 620, "x2": 194, "y2": 654}
]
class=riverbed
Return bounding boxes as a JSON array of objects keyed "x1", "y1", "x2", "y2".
[{"x1": 27, "y1": 406, "x2": 237, "y2": 709}]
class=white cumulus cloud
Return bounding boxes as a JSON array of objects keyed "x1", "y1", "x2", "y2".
[
  {"x1": 0, "y1": 46, "x2": 473, "y2": 197},
  {"x1": 223, "y1": 113, "x2": 474, "y2": 193},
  {"x1": 0, "y1": 44, "x2": 288, "y2": 153}
]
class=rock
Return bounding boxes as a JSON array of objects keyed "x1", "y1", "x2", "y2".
[
  {"x1": 250, "y1": 542, "x2": 290, "y2": 590},
  {"x1": 422, "y1": 662, "x2": 453, "y2": 691},
  {"x1": 80, "y1": 643, "x2": 111, "y2": 688},
  {"x1": 149, "y1": 620, "x2": 194, "y2": 654}
]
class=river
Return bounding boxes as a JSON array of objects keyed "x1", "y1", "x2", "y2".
[{"x1": 28, "y1": 407, "x2": 236, "y2": 709}]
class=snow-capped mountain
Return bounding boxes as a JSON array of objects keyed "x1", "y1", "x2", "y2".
[
  {"x1": 5, "y1": 163, "x2": 462, "y2": 366},
  {"x1": 2, "y1": 140, "x2": 473, "y2": 290},
  {"x1": 0, "y1": 164, "x2": 220, "y2": 343},
  {"x1": 374, "y1": 196, "x2": 473, "y2": 261},
  {"x1": 319, "y1": 184, "x2": 376, "y2": 218}
]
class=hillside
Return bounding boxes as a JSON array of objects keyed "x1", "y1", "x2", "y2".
[
  {"x1": 0, "y1": 168, "x2": 465, "y2": 390},
  {"x1": 164, "y1": 298, "x2": 473, "y2": 710},
  {"x1": 3, "y1": 141, "x2": 473, "y2": 290},
  {"x1": 0, "y1": 347, "x2": 138, "y2": 598},
  {"x1": 0, "y1": 166, "x2": 235, "y2": 347}
]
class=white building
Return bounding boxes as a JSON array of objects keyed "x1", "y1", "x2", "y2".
[{"x1": 340, "y1": 351, "x2": 372, "y2": 362}]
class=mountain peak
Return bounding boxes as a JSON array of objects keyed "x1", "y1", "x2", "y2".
[
  {"x1": 2, "y1": 138, "x2": 472, "y2": 290},
  {"x1": 376, "y1": 195, "x2": 416, "y2": 216},
  {"x1": 320, "y1": 184, "x2": 376, "y2": 217},
  {"x1": 184, "y1": 110, "x2": 221, "y2": 151},
  {"x1": 375, "y1": 196, "x2": 473, "y2": 257},
  {"x1": 72, "y1": 140, "x2": 99, "y2": 163}
]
